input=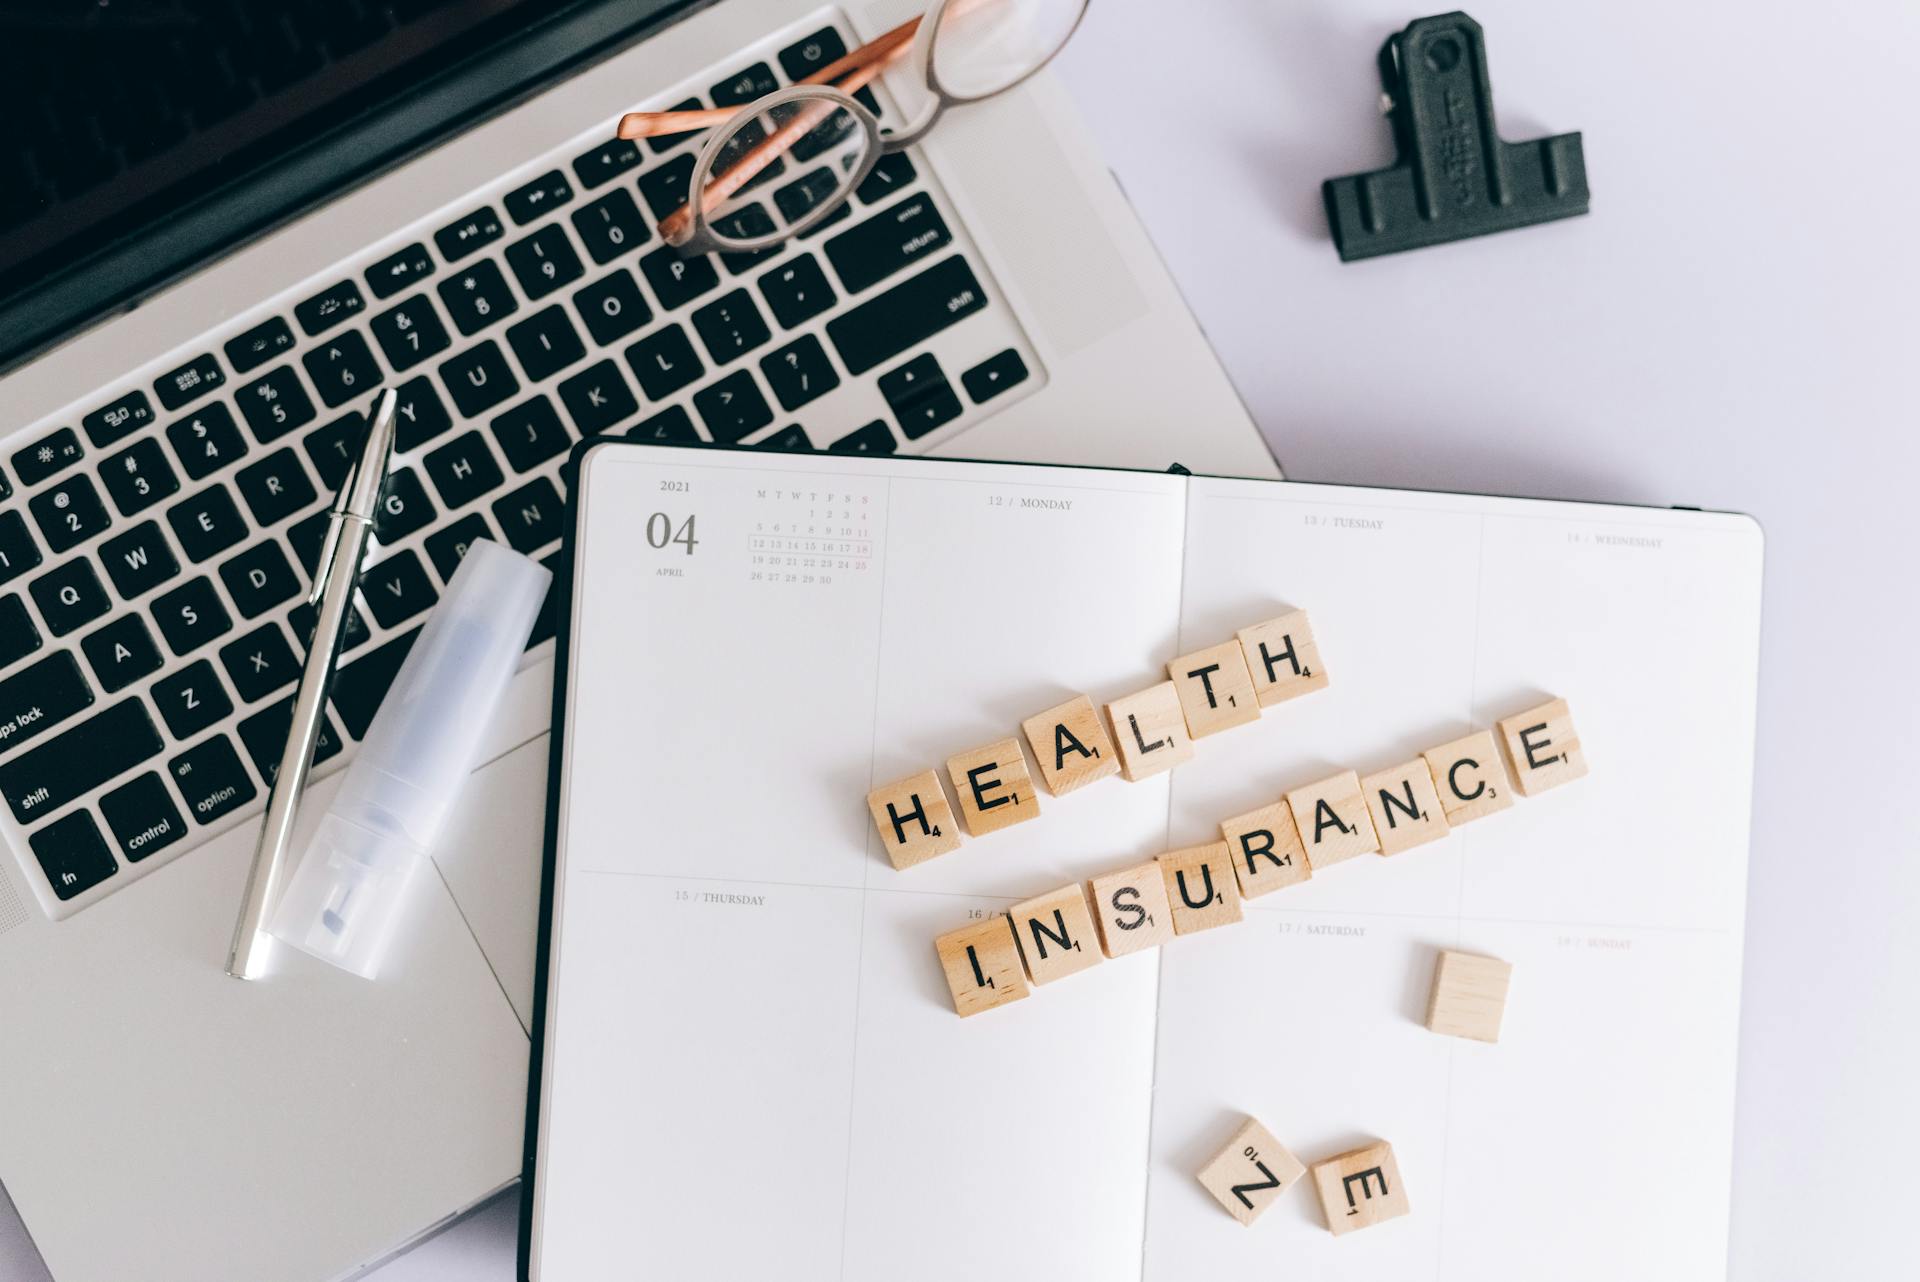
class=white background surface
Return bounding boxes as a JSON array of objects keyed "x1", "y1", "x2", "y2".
[{"x1": 5, "y1": 1, "x2": 1911, "y2": 1278}]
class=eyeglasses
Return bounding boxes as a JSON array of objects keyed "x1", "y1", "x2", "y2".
[{"x1": 616, "y1": 0, "x2": 1090, "y2": 257}]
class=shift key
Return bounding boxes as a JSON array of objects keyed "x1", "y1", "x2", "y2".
[
  {"x1": 0, "y1": 699, "x2": 163, "y2": 824},
  {"x1": 0, "y1": 652, "x2": 95, "y2": 753},
  {"x1": 826, "y1": 256, "x2": 988, "y2": 376}
]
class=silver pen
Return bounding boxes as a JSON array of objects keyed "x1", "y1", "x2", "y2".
[{"x1": 226, "y1": 388, "x2": 398, "y2": 979}]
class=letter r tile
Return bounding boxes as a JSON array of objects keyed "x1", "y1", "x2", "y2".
[{"x1": 944, "y1": 737, "x2": 1041, "y2": 836}]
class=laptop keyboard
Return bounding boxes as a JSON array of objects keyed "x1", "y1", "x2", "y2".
[{"x1": 0, "y1": 10, "x2": 1043, "y2": 918}]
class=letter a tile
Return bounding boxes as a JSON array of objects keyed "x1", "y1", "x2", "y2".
[
  {"x1": 866, "y1": 769, "x2": 962, "y2": 870},
  {"x1": 1197, "y1": 1116, "x2": 1307, "y2": 1226},
  {"x1": 1021, "y1": 694, "x2": 1120, "y2": 796},
  {"x1": 1284, "y1": 771, "x2": 1380, "y2": 869},
  {"x1": 1497, "y1": 698, "x2": 1588, "y2": 796},
  {"x1": 1007, "y1": 883, "x2": 1103, "y2": 984},
  {"x1": 945, "y1": 737, "x2": 1041, "y2": 836},
  {"x1": 934, "y1": 915, "x2": 1029, "y2": 1017},
  {"x1": 1312, "y1": 1140, "x2": 1410, "y2": 1236}
]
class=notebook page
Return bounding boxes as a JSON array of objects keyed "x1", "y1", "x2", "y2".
[
  {"x1": 1147, "y1": 478, "x2": 1762, "y2": 1280},
  {"x1": 536, "y1": 448, "x2": 1188, "y2": 1281}
]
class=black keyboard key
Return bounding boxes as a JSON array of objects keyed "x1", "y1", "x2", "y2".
[
  {"x1": 715, "y1": 206, "x2": 780, "y2": 274},
  {"x1": 360, "y1": 550, "x2": 437, "y2": 627},
  {"x1": 0, "y1": 650, "x2": 91, "y2": 751},
  {"x1": 494, "y1": 396, "x2": 576, "y2": 469},
  {"x1": 234, "y1": 449, "x2": 318, "y2": 527},
  {"x1": 82, "y1": 390, "x2": 155, "y2": 448},
  {"x1": 773, "y1": 168, "x2": 852, "y2": 233},
  {"x1": 0, "y1": 512, "x2": 42, "y2": 587},
  {"x1": 366, "y1": 243, "x2": 435, "y2": 299},
  {"x1": 827, "y1": 256, "x2": 987, "y2": 375},
  {"x1": 99, "y1": 522, "x2": 179, "y2": 599},
  {"x1": 626, "y1": 404, "x2": 698, "y2": 443},
  {"x1": 826, "y1": 193, "x2": 953, "y2": 294},
  {"x1": 963, "y1": 348, "x2": 1031, "y2": 403},
  {"x1": 220, "y1": 622, "x2": 301, "y2": 702},
  {"x1": 425, "y1": 431, "x2": 506, "y2": 508},
  {"x1": 639, "y1": 245, "x2": 719, "y2": 310},
  {"x1": 302, "y1": 414, "x2": 361, "y2": 490},
  {"x1": 28, "y1": 811, "x2": 118, "y2": 900},
  {"x1": 624, "y1": 324, "x2": 705, "y2": 400},
  {"x1": 778, "y1": 27, "x2": 847, "y2": 80},
  {"x1": 12, "y1": 427, "x2": 84, "y2": 486},
  {"x1": 712, "y1": 62, "x2": 777, "y2": 106},
  {"x1": 506, "y1": 224, "x2": 585, "y2": 300},
  {"x1": 757, "y1": 424, "x2": 812, "y2": 451},
  {"x1": 692, "y1": 370, "x2": 773, "y2": 444},
  {"x1": 236, "y1": 365, "x2": 318, "y2": 442},
  {"x1": 572, "y1": 138, "x2": 642, "y2": 189},
  {"x1": 758, "y1": 254, "x2": 836, "y2": 328},
  {"x1": 294, "y1": 280, "x2": 366, "y2": 336},
  {"x1": 441, "y1": 341, "x2": 520, "y2": 417},
  {"x1": 424, "y1": 513, "x2": 495, "y2": 582},
  {"x1": 438, "y1": 260, "x2": 519, "y2": 335},
  {"x1": 0, "y1": 699, "x2": 163, "y2": 826},
  {"x1": 167, "y1": 485, "x2": 247, "y2": 562},
  {"x1": 506, "y1": 170, "x2": 574, "y2": 224},
  {"x1": 637, "y1": 153, "x2": 695, "y2": 220},
  {"x1": 151, "y1": 659, "x2": 233, "y2": 739},
  {"x1": 303, "y1": 331, "x2": 383, "y2": 409},
  {"x1": 374, "y1": 469, "x2": 436, "y2": 543},
  {"x1": 759, "y1": 334, "x2": 840, "y2": 411},
  {"x1": 829, "y1": 420, "x2": 897, "y2": 455},
  {"x1": 29, "y1": 559, "x2": 109, "y2": 636},
  {"x1": 0, "y1": 595, "x2": 39, "y2": 667},
  {"x1": 491, "y1": 477, "x2": 564, "y2": 554},
  {"x1": 169, "y1": 735, "x2": 257, "y2": 825},
  {"x1": 154, "y1": 353, "x2": 225, "y2": 410},
  {"x1": 225, "y1": 317, "x2": 298, "y2": 374},
  {"x1": 645, "y1": 98, "x2": 703, "y2": 154},
  {"x1": 370, "y1": 294, "x2": 452, "y2": 372},
  {"x1": 691, "y1": 289, "x2": 771, "y2": 364},
  {"x1": 571, "y1": 190, "x2": 649, "y2": 265},
  {"x1": 856, "y1": 152, "x2": 917, "y2": 205},
  {"x1": 506, "y1": 306, "x2": 587, "y2": 382},
  {"x1": 166, "y1": 402, "x2": 249, "y2": 479},
  {"x1": 896, "y1": 382, "x2": 963, "y2": 438},
  {"x1": 30, "y1": 474, "x2": 111, "y2": 553},
  {"x1": 288, "y1": 512, "x2": 331, "y2": 577},
  {"x1": 433, "y1": 206, "x2": 504, "y2": 262},
  {"x1": 574, "y1": 269, "x2": 652, "y2": 345},
  {"x1": 219, "y1": 542, "x2": 301, "y2": 619},
  {"x1": 80, "y1": 614, "x2": 162, "y2": 693},
  {"x1": 288, "y1": 600, "x2": 370, "y2": 653},
  {"x1": 880, "y1": 353, "x2": 964, "y2": 439},
  {"x1": 393, "y1": 376, "x2": 453, "y2": 451},
  {"x1": 100, "y1": 772, "x2": 187, "y2": 863},
  {"x1": 237, "y1": 699, "x2": 344, "y2": 785},
  {"x1": 556, "y1": 362, "x2": 637, "y2": 437},
  {"x1": 152, "y1": 576, "x2": 233, "y2": 656},
  {"x1": 708, "y1": 120, "x2": 786, "y2": 193},
  {"x1": 100, "y1": 437, "x2": 181, "y2": 518},
  {"x1": 329, "y1": 626, "x2": 418, "y2": 737}
]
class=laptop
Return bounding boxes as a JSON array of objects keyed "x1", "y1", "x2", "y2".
[{"x1": 0, "y1": 1, "x2": 1275, "y2": 1279}]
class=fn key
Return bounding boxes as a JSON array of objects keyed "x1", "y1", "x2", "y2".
[{"x1": 29, "y1": 811, "x2": 118, "y2": 900}]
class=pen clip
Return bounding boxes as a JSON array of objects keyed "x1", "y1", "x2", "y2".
[{"x1": 306, "y1": 390, "x2": 398, "y2": 608}]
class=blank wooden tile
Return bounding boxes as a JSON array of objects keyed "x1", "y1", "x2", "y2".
[
  {"x1": 1425, "y1": 949, "x2": 1512, "y2": 1043},
  {"x1": 1087, "y1": 860, "x2": 1176, "y2": 958},
  {"x1": 1105, "y1": 682, "x2": 1195, "y2": 782},
  {"x1": 945, "y1": 737, "x2": 1041, "y2": 837},
  {"x1": 934, "y1": 915, "x2": 1029, "y2": 1018},
  {"x1": 1007, "y1": 883, "x2": 1104, "y2": 985},
  {"x1": 1157, "y1": 842, "x2": 1244, "y2": 935},
  {"x1": 1420, "y1": 730, "x2": 1515, "y2": 826},
  {"x1": 1360, "y1": 760, "x2": 1452, "y2": 856},
  {"x1": 866, "y1": 770, "x2": 963, "y2": 870},
  {"x1": 1237, "y1": 610, "x2": 1330, "y2": 707},
  {"x1": 1167, "y1": 639, "x2": 1261, "y2": 738},
  {"x1": 1196, "y1": 1116, "x2": 1307, "y2": 1226},
  {"x1": 1219, "y1": 800, "x2": 1312, "y2": 899},
  {"x1": 1021, "y1": 695, "x2": 1121, "y2": 796},
  {"x1": 1284, "y1": 771, "x2": 1380, "y2": 870},
  {"x1": 1497, "y1": 698, "x2": 1588, "y2": 795},
  {"x1": 1312, "y1": 1140, "x2": 1410, "y2": 1236}
]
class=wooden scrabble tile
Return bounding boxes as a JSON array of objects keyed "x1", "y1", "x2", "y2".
[
  {"x1": 1021, "y1": 695, "x2": 1121, "y2": 796},
  {"x1": 1360, "y1": 760, "x2": 1452, "y2": 856},
  {"x1": 1105, "y1": 682, "x2": 1195, "y2": 782},
  {"x1": 1497, "y1": 698, "x2": 1588, "y2": 796},
  {"x1": 1007, "y1": 883, "x2": 1104, "y2": 985},
  {"x1": 1219, "y1": 800, "x2": 1312, "y2": 899},
  {"x1": 1086, "y1": 860, "x2": 1176, "y2": 958},
  {"x1": 1284, "y1": 771, "x2": 1380, "y2": 870},
  {"x1": 934, "y1": 915, "x2": 1030, "y2": 1017},
  {"x1": 867, "y1": 770, "x2": 963, "y2": 870},
  {"x1": 1425, "y1": 949, "x2": 1513, "y2": 1043},
  {"x1": 1196, "y1": 1116, "x2": 1307, "y2": 1227},
  {"x1": 1157, "y1": 842, "x2": 1244, "y2": 935},
  {"x1": 1167, "y1": 639, "x2": 1261, "y2": 738},
  {"x1": 1237, "y1": 610, "x2": 1329, "y2": 707},
  {"x1": 945, "y1": 737, "x2": 1041, "y2": 837},
  {"x1": 1312, "y1": 1140, "x2": 1410, "y2": 1236},
  {"x1": 1420, "y1": 730, "x2": 1515, "y2": 826}
]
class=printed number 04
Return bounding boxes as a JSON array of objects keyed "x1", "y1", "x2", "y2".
[{"x1": 646, "y1": 511, "x2": 699, "y2": 555}]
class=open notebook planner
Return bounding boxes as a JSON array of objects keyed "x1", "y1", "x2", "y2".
[{"x1": 525, "y1": 443, "x2": 1764, "y2": 1282}]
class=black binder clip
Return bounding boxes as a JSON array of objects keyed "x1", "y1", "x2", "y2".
[{"x1": 1322, "y1": 12, "x2": 1588, "y2": 261}]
